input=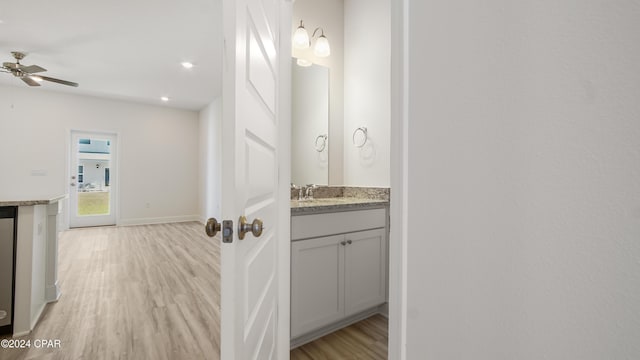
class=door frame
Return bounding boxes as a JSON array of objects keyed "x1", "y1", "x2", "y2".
[
  {"x1": 278, "y1": 1, "x2": 293, "y2": 358},
  {"x1": 388, "y1": 0, "x2": 408, "y2": 359},
  {"x1": 66, "y1": 129, "x2": 120, "y2": 229}
]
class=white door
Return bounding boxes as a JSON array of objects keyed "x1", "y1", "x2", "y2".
[
  {"x1": 69, "y1": 131, "x2": 117, "y2": 228},
  {"x1": 219, "y1": 0, "x2": 290, "y2": 358}
]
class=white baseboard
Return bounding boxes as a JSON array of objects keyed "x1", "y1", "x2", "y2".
[
  {"x1": 45, "y1": 282, "x2": 61, "y2": 303},
  {"x1": 13, "y1": 330, "x2": 31, "y2": 338},
  {"x1": 30, "y1": 302, "x2": 46, "y2": 332},
  {"x1": 118, "y1": 215, "x2": 200, "y2": 226}
]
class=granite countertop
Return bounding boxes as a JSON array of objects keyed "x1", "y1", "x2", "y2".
[
  {"x1": 291, "y1": 197, "x2": 389, "y2": 215},
  {"x1": 0, "y1": 194, "x2": 68, "y2": 207}
]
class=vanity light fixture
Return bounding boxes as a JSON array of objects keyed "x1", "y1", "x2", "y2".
[
  {"x1": 292, "y1": 19, "x2": 331, "y2": 58},
  {"x1": 312, "y1": 29, "x2": 330, "y2": 57},
  {"x1": 293, "y1": 20, "x2": 310, "y2": 50}
]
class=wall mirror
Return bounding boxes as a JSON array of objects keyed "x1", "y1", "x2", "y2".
[{"x1": 291, "y1": 61, "x2": 329, "y2": 186}]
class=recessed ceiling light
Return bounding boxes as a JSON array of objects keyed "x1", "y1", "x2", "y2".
[
  {"x1": 181, "y1": 62, "x2": 194, "y2": 69},
  {"x1": 161, "y1": 96, "x2": 170, "y2": 102}
]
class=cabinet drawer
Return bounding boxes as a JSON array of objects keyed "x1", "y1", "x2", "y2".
[{"x1": 291, "y1": 208, "x2": 386, "y2": 240}]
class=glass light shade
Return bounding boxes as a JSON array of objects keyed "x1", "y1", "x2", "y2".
[
  {"x1": 296, "y1": 58, "x2": 313, "y2": 67},
  {"x1": 293, "y1": 26, "x2": 310, "y2": 49},
  {"x1": 313, "y1": 35, "x2": 331, "y2": 57}
]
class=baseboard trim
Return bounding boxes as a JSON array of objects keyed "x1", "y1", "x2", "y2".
[
  {"x1": 30, "y1": 302, "x2": 46, "y2": 332},
  {"x1": 118, "y1": 215, "x2": 200, "y2": 226},
  {"x1": 45, "y1": 282, "x2": 61, "y2": 303},
  {"x1": 290, "y1": 304, "x2": 387, "y2": 349},
  {"x1": 13, "y1": 330, "x2": 31, "y2": 338}
]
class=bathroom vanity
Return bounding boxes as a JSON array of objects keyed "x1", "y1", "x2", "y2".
[{"x1": 290, "y1": 192, "x2": 389, "y2": 347}]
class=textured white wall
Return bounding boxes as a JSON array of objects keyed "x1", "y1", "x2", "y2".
[
  {"x1": 198, "y1": 98, "x2": 222, "y2": 223},
  {"x1": 0, "y1": 84, "x2": 200, "y2": 225},
  {"x1": 293, "y1": 0, "x2": 344, "y2": 185},
  {"x1": 344, "y1": 0, "x2": 390, "y2": 187},
  {"x1": 404, "y1": 1, "x2": 640, "y2": 359}
]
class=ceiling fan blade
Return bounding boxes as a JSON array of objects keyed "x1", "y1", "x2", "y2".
[
  {"x1": 21, "y1": 77, "x2": 42, "y2": 87},
  {"x1": 38, "y1": 75, "x2": 79, "y2": 87},
  {"x1": 3, "y1": 62, "x2": 18, "y2": 70},
  {"x1": 20, "y1": 64, "x2": 47, "y2": 73}
]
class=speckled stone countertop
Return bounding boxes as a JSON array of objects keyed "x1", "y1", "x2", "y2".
[
  {"x1": 291, "y1": 197, "x2": 389, "y2": 215},
  {"x1": 0, "y1": 194, "x2": 67, "y2": 207}
]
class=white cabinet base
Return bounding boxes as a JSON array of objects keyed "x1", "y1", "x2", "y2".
[{"x1": 290, "y1": 205, "x2": 389, "y2": 347}]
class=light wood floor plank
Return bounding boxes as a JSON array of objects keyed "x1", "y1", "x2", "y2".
[
  {"x1": 291, "y1": 314, "x2": 388, "y2": 360},
  {"x1": 0, "y1": 222, "x2": 220, "y2": 360}
]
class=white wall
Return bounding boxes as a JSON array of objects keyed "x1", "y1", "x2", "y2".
[
  {"x1": 0, "y1": 85, "x2": 200, "y2": 225},
  {"x1": 343, "y1": 0, "x2": 390, "y2": 187},
  {"x1": 404, "y1": 1, "x2": 640, "y2": 359},
  {"x1": 293, "y1": 0, "x2": 345, "y2": 185},
  {"x1": 198, "y1": 97, "x2": 222, "y2": 223}
]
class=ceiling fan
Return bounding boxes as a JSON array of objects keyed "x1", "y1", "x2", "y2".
[{"x1": 1, "y1": 51, "x2": 78, "y2": 87}]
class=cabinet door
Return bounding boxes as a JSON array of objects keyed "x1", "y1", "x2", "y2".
[
  {"x1": 291, "y1": 234, "x2": 345, "y2": 338},
  {"x1": 344, "y1": 228, "x2": 387, "y2": 317}
]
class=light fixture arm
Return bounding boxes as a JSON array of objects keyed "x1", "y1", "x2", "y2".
[{"x1": 311, "y1": 27, "x2": 325, "y2": 39}]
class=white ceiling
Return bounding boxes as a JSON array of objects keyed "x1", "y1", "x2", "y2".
[{"x1": 0, "y1": 0, "x2": 223, "y2": 111}]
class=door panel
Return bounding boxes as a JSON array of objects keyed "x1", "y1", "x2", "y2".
[
  {"x1": 345, "y1": 229, "x2": 387, "y2": 316},
  {"x1": 221, "y1": 0, "x2": 288, "y2": 358},
  {"x1": 291, "y1": 235, "x2": 345, "y2": 338}
]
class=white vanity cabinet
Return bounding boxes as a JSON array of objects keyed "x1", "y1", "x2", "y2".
[{"x1": 291, "y1": 206, "x2": 388, "y2": 342}]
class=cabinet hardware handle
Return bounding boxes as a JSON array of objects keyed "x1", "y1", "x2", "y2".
[
  {"x1": 340, "y1": 241, "x2": 347, "y2": 246},
  {"x1": 347, "y1": 240, "x2": 352, "y2": 245}
]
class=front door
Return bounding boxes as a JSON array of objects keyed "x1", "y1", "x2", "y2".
[
  {"x1": 219, "y1": 0, "x2": 290, "y2": 358},
  {"x1": 69, "y1": 131, "x2": 117, "y2": 228}
]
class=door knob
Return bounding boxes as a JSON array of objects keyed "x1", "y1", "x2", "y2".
[
  {"x1": 70, "y1": 183, "x2": 76, "y2": 187},
  {"x1": 238, "y1": 216, "x2": 263, "y2": 240},
  {"x1": 205, "y1": 217, "x2": 222, "y2": 237}
]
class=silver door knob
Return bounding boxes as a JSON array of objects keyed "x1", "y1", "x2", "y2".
[
  {"x1": 205, "y1": 217, "x2": 221, "y2": 237},
  {"x1": 70, "y1": 183, "x2": 76, "y2": 187},
  {"x1": 238, "y1": 216, "x2": 263, "y2": 240}
]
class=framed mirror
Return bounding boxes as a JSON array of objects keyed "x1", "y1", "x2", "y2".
[{"x1": 291, "y1": 61, "x2": 329, "y2": 186}]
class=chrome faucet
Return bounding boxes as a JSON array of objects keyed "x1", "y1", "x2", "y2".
[
  {"x1": 291, "y1": 183, "x2": 304, "y2": 201},
  {"x1": 305, "y1": 184, "x2": 316, "y2": 200}
]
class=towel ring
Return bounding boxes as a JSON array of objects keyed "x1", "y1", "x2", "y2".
[
  {"x1": 352, "y1": 127, "x2": 368, "y2": 148},
  {"x1": 315, "y1": 134, "x2": 328, "y2": 152}
]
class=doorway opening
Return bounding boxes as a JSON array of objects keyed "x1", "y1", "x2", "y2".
[{"x1": 69, "y1": 131, "x2": 117, "y2": 228}]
